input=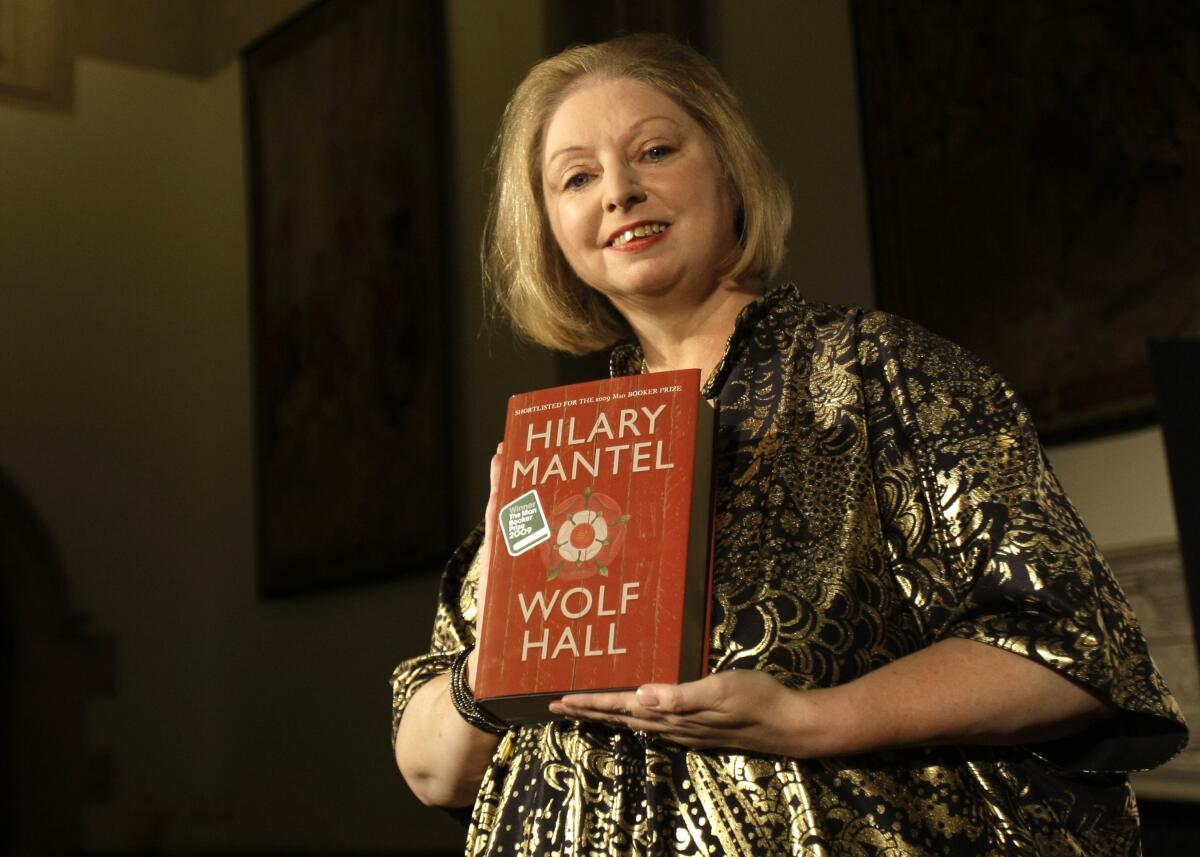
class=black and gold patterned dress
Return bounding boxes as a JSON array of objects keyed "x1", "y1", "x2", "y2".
[{"x1": 391, "y1": 284, "x2": 1187, "y2": 856}]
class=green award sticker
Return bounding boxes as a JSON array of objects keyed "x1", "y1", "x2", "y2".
[{"x1": 500, "y1": 489, "x2": 551, "y2": 556}]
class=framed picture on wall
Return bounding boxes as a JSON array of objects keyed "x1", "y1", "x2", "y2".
[
  {"x1": 853, "y1": 1, "x2": 1200, "y2": 442},
  {"x1": 243, "y1": 0, "x2": 452, "y2": 596},
  {"x1": 1108, "y1": 543, "x2": 1200, "y2": 802},
  {"x1": 0, "y1": 0, "x2": 72, "y2": 110}
]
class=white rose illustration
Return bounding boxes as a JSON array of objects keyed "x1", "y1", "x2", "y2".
[{"x1": 555, "y1": 511, "x2": 609, "y2": 563}]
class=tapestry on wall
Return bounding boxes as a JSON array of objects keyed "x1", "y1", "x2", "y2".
[
  {"x1": 244, "y1": 0, "x2": 450, "y2": 596},
  {"x1": 854, "y1": 0, "x2": 1200, "y2": 441}
]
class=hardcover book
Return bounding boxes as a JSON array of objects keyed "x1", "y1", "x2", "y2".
[{"x1": 474, "y1": 369, "x2": 717, "y2": 724}]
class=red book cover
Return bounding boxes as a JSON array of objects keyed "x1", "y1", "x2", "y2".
[{"x1": 474, "y1": 369, "x2": 717, "y2": 724}]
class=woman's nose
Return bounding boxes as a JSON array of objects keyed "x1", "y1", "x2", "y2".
[{"x1": 603, "y1": 169, "x2": 646, "y2": 213}]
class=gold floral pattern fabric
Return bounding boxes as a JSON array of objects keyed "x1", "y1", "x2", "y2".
[{"x1": 391, "y1": 284, "x2": 1186, "y2": 856}]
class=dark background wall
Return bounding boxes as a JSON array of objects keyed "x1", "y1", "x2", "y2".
[{"x1": 0, "y1": 0, "x2": 1187, "y2": 853}]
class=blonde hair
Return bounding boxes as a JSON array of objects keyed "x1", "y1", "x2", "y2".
[{"x1": 482, "y1": 33, "x2": 792, "y2": 354}]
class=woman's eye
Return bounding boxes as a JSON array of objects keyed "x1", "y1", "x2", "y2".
[
  {"x1": 565, "y1": 172, "x2": 590, "y2": 190},
  {"x1": 645, "y1": 145, "x2": 674, "y2": 161}
]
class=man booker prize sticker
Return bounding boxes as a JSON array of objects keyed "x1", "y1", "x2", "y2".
[{"x1": 499, "y1": 489, "x2": 551, "y2": 556}]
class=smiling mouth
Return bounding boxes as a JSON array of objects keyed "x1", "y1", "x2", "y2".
[{"x1": 608, "y1": 223, "x2": 669, "y2": 248}]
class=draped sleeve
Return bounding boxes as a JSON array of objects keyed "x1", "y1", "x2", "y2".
[
  {"x1": 389, "y1": 524, "x2": 484, "y2": 744},
  {"x1": 857, "y1": 310, "x2": 1187, "y2": 774}
]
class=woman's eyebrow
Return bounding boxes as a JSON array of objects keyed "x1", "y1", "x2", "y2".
[
  {"x1": 545, "y1": 145, "x2": 590, "y2": 170},
  {"x1": 624, "y1": 115, "x2": 682, "y2": 138},
  {"x1": 545, "y1": 115, "x2": 682, "y2": 169}
]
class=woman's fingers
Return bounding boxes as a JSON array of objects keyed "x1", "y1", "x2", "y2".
[
  {"x1": 482, "y1": 442, "x2": 504, "y2": 548},
  {"x1": 546, "y1": 672, "x2": 802, "y2": 754},
  {"x1": 551, "y1": 689, "x2": 720, "y2": 730},
  {"x1": 635, "y1": 680, "x2": 717, "y2": 714},
  {"x1": 489, "y1": 442, "x2": 504, "y2": 495},
  {"x1": 475, "y1": 442, "x2": 504, "y2": 652},
  {"x1": 546, "y1": 695, "x2": 745, "y2": 750},
  {"x1": 555, "y1": 676, "x2": 726, "y2": 719},
  {"x1": 555, "y1": 690, "x2": 641, "y2": 716}
]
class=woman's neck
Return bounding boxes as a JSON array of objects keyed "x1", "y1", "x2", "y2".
[{"x1": 620, "y1": 279, "x2": 764, "y2": 384}]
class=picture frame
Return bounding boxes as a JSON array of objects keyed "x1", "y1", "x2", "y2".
[
  {"x1": 0, "y1": 0, "x2": 72, "y2": 111},
  {"x1": 1107, "y1": 542, "x2": 1200, "y2": 802},
  {"x1": 243, "y1": 0, "x2": 452, "y2": 596},
  {"x1": 852, "y1": 1, "x2": 1200, "y2": 442}
]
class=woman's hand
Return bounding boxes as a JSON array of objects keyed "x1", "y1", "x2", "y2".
[
  {"x1": 467, "y1": 443, "x2": 504, "y2": 684},
  {"x1": 549, "y1": 670, "x2": 832, "y2": 757},
  {"x1": 547, "y1": 638, "x2": 1113, "y2": 759}
]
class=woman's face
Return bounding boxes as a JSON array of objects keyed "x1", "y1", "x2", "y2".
[{"x1": 540, "y1": 77, "x2": 738, "y2": 309}]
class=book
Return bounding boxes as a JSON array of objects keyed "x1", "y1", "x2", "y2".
[{"x1": 474, "y1": 369, "x2": 717, "y2": 724}]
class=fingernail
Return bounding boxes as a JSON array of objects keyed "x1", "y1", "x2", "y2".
[{"x1": 636, "y1": 687, "x2": 659, "y2": 708}]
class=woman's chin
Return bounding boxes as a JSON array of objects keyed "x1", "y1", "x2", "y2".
[{"x1": 591, "y1": 271, "x2": 718, "y2": 308}]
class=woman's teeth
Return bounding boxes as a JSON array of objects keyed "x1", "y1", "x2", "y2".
[{"x1": 610, "y1": 223, "x2": 667, "y2": 247}]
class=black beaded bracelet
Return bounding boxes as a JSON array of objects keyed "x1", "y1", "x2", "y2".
[{"x1": 449, "y1": 646, "x2": 509, "y2": 736}]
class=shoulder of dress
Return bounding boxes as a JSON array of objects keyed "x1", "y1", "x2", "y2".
[
  {"x1": 759, "y1": 282, "x2": 864, "y2": 331},
  {"x1": 853, "y1": 308, "x2": 1003, "y2": 378}
]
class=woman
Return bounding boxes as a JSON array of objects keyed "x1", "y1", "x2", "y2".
[{"x1": 392, "y1": 34, "x2": 1186, "y2": 855}]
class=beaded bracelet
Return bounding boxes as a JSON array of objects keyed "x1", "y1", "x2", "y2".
[{"x1": 449, "y1": 646, "x2": 509, "y2": 736}]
